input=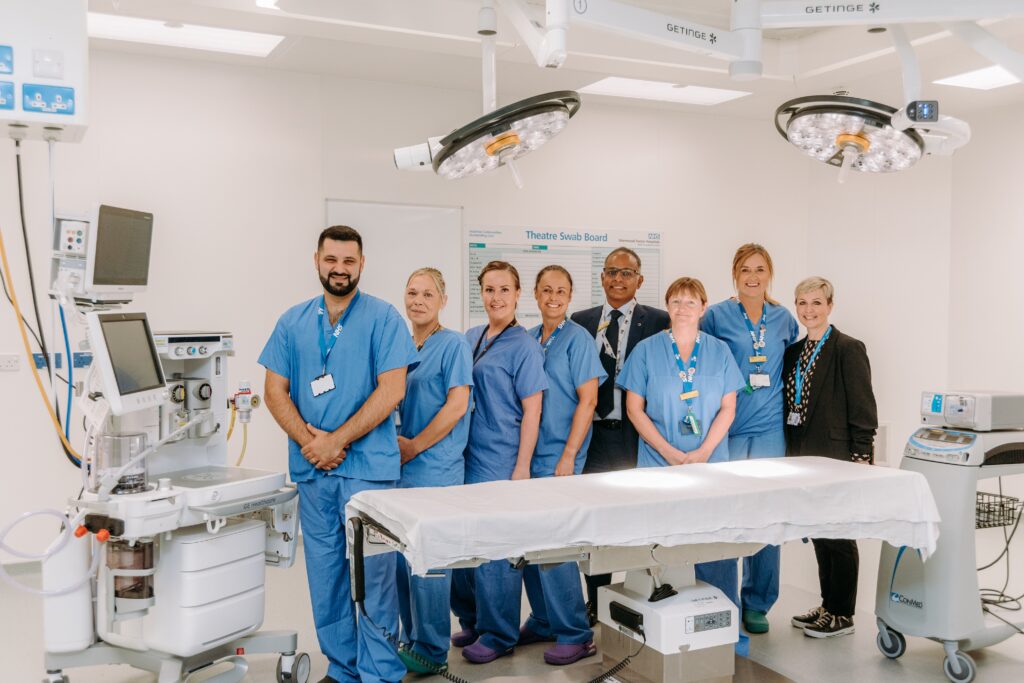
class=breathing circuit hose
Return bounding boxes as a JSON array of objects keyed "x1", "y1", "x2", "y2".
[{"x1": 0, "y1": 509, "x2": 101, "y2": 597}]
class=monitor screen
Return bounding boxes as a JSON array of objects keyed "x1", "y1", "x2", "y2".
[
  {"x1": 92, "y1": 205, "x2": 154, "y2": 287},
  {"x1": 99, "y1": 315, "x2": 165, "y2": 395}
]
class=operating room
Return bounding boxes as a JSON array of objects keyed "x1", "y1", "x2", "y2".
[{"x1": 1, "y1": 1, "x2": 1023, "y2": 682}]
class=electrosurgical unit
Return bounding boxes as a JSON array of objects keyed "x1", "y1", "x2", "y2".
[
  {"x1": 920, "y1": 390, "x2": 1024, "y2": 432},
  {"x1": 876, "y1": 392, "x2": 1024, "y2": 683}
]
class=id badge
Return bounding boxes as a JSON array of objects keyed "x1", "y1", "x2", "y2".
[
  {"x1": 749, "y1": 373, "x2": 771, "y2": 388},
  {"x1": 393, "y1": 408, "x2": 402, "y2": 427},
  {"x1": 311, "y1": 373, "x2": 336, "y2": 397},
  {"x1": 680, "y1": 413, "x2": 702, "y2": 436},
  {"x1": 787, "y1": 410, "x2": 802, "y2": 426}
]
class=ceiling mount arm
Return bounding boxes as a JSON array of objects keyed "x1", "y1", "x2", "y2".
[
  {"x1": 888, "y1": 24, "x2": 922, "y2": 104},
  {"x1": 496, "y1": 0, "x2": 567, "y2": 68},
  {"x1": 944, "y1": 20, "x2": 1024, "y2": 83},
  {"x1": 480, "y1": 0, "x2": 498, "y2": 113},
  {"x1": 566, "y1": 0, "x2": 746, "y2": 64},
  {"x1": 761, "y1": 0, "x2": 1024, "y2": 28},
  {"x1": 729, "y1": 0, "x2": 764, "y2": 80}
]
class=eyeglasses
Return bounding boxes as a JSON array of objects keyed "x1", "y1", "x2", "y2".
[{"x1": 603, "y1": 268, "x2": 639, "y2": 280}]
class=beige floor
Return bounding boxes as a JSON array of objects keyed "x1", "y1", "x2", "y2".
[{"x1": 3, "y1": 545, "x2": 1023, "y2": 682}]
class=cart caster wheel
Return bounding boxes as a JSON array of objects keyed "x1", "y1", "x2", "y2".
[
  {"x1": 943, "y1": 651, "x2": 976, "y2": 683},
  {"x1": 276, "y1": 652, "x2": 310, "y2": 683},
  {"x1": 876, "y1": 627, "x2": 906, "y2": 659}
]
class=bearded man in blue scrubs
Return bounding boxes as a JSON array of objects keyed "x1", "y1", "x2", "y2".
[{"x1": 261, "y1": 225, "x2": 416, "y2": 683}]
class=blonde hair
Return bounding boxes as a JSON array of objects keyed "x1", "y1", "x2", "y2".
[
  {"x1": 407, "y1": 267, "x2": 446, "y2": 297},
  {"x1": 665, "y1": 277, "x2": 708, "y2": 306},
  {"x1": 794, "y1": 276, "x2": 834, "y2": 304},
  {"x1": 732, "y1": 243, "x2": 780, "y2": 305}
]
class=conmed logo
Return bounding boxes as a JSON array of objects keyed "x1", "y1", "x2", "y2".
[{"x1": 890, "y1": 592, "x2": 923, "y2": 609}]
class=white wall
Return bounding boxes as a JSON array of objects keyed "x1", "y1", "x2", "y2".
[
  {"x1": 948, "y1": 101, "x2": 1024, "y2": 601},
  {"x1": 0, "y1": 50, "x2": 323, "y2": 552},
  {"x1": 0, "y1": 48, "x2": 992, "y2": 613}
]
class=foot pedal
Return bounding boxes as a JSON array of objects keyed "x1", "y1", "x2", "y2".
[{"x1": 649, "y1": 583, "x2": 678, "y2": 602}]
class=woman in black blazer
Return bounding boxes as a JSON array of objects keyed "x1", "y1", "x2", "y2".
[{"x1": 782, "y1": 276, "x2": 877, "y2": 640}]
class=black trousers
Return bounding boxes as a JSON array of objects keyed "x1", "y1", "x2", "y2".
[
  {"x1": 582, "y1": 420, "x2": 639, "y2": 605},
  {"x1": 812, "y1": 538, "x2": 859, "y2": 618}
]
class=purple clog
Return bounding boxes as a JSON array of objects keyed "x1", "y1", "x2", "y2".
[
  {"x1": 543, "y1": 641, "x2": 597, "y2": 665},
  {"x1": 462, "y1": 640, "x2": 514, "y2": 664},
  {"x1": 450, "y1": 628, "x2": 478, "y2": 648}
]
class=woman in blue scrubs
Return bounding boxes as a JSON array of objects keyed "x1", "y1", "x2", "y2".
[
  {"x1": 453, "y1": 260, "x2": 548, "y2": 665},
  {"x1": 618, "y1": 276, "x2": 745, "y2": 606},
  {"x1": 394, "y1": 268, "x2": 473, "y2": 674},
  {"x1": 701, "y1": 243, "x2": 799, "y2": 635},
  {"x1": 519, "y1": 265, "x2": 605, "y2": 666}
]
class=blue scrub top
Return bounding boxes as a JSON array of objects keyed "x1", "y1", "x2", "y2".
[
  {"x1": 464, "y1": 324, "x2": 548, "y2": 484},
  {"x1": 617, "y1": 331, "x2": 745, "y2": 467},
  {"x1": 258, "y1": 292, "x2": 417, "y2": 483},
  {"x1": 398, "y1": 329, "x2": 473, "y2": 489},
  {"x1": 528, "y1": 320, "x2": 607, "y2": 477},
  {"x1": 701, "y1": 300, "x2": 799, "y2": 437}
]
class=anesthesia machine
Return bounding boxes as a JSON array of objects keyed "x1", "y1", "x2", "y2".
[
  {"x1": 0, "y1": 5, "x2": 307, "y2": 680},
  {"x1": 1, "y1": 200, "x2": 309, "y2": 683}
]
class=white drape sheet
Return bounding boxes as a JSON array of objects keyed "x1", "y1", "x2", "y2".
[{"x1": 345, "y1": 456, "x2": 940, "y2": 575}]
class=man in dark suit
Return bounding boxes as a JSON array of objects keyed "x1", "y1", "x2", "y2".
[{"x1": 571, "y1": 246, "x2": 669, "y2": 621}]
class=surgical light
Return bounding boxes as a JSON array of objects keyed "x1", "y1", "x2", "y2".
[
  {"x1": 432, "y1": 91, "x2": 580, "y2": 182},
  {"x1": 775, "y1": 95, "x2": 924, "y2": 182}
]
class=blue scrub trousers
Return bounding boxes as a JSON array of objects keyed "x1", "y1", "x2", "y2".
[
  {"x1": 451, "y1": 560, "x2": 524, "y2": 652},
  {"x1": 298, "y1": 476, "x2": 405, "y2": 683},
  {"x1": 451, "y1": 567, "x2": 476, "y2": 632},
  {"x1": 396, "y1": 555, "x2": 451, "y2": 664},
  {"x1": 729, "y1": 430, "x2": 786, "y2": 615},
  {"x1": 523, "y1": 562, "x2": 592, "y2": 644},
  {"x1": 696, "y1": 559, "x2": 739, "y2": 609}
]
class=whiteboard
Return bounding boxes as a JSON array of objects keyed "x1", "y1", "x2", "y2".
[
  {"x1": 325, "y1": 199, "x2": 463, "y2": 331},
  {"x1": 464, "y1": 226, "x2": 663, "y2": 330}
]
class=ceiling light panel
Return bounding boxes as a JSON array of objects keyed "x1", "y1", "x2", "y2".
[
  {"x1": 579, "y1": 77, "x2": 750, "y2": 105},
  {"x1": 933, "y1": 65, "x2": 1021, "y2": 91},
  {"x1": 87, "y1": 12, "x2": 285, "y2": 58}
]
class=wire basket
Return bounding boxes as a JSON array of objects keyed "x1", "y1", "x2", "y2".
[{"x1": 976, "y1": 491, "x2": 1023, "y2": 530}]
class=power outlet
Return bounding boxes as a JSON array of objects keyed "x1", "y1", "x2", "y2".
[{"x1": 0, "y1": 354, "x2": 21, "y2": 372}]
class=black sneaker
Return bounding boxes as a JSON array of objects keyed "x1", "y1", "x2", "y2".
[
  {"x1": 586, "y1": 601, "x2": 599, "y2": 627},
  {"x1": 804, "y1": 613, "x2": 854, "y2": 638},
  {"x1": 791, "y1": 605, "x2": 826, "y2": 628}
]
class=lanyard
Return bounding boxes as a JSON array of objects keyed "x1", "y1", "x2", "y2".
[
  {"x1": 535, "y1": 319, "x2": 567, "y2": 354},
  {"x1": 473, "y1": 320, "x2": 517, "y2": 365},
  {"x1": 795, "y1": 326, "x2": 832, "y2": 406},
  {"x1": 738, "y1": 301, "x2": 767, "y2": 367},
  {"x1": 317, "y1": 291, "x2": 360, "y2": 372},
  {"x1": 415, "y1": 324, "x2": 442, "y2": 351},
  {"x1": 668, "y1": 330, "x2": 701, "y2": 412},
  {"x1": 598, "y1": 303, "x2": 634, "y2": 373}
]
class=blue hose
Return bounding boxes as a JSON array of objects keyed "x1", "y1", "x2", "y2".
[{"x1": 59, "y1": 304, "x2": 72, "y2": 440}]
